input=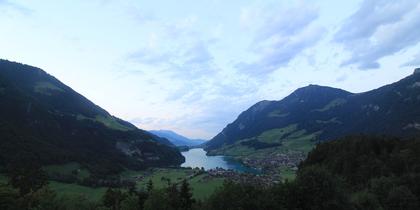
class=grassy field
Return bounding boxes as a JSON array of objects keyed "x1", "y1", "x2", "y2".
[
  {"x1": 258, "y1": 124, "x2": 298, "y2": 143},
  {"x1": 123, "y1": 168, "x2": 224, "y2": 200},
  {"x1": 34, "y1": 81, "x2": 64, "y2": 94},
  {"x1": 209, "y1": 131, "x2": 317, "y2": 158},
  {"x1": 278, "y1": 167, "x2": 296, "y2": 181},
  {"x1": 44, "y1": 162, "x2": 90, "y2": 179},
  {"x1": 0, "y1": 174, "x2": 7, "y2": 184},
  {"x1": 2, "y1": 167, "x2": 224, "y2": 201},
  {"x1": 49, "y1": 181, "x2": 107, "y2": 201},
  {"x1": 188, "y1": 175, "x2": 224, "y2": 200},
  {"x1": 209, "y1": 123, "x2": 317, "y2": 157},
  {"x1": 76, "y1": 114, "x2": 133, "y2": 131},
  {"x1": 132, "y1": 168, "x2": 193, "y2": 189},
  {"x1": 268, "y1": 110, "x2": 290, "y2": 118},
  {"x1": 1, "y1": 172, "x2": 105, "y2": 201},
  {"x1": 314, "y1": 98, "x2": 346, "y2": 112}
]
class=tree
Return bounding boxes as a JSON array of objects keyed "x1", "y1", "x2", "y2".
[
  {"x1": 146, "y1": 179, "x2": 153, "y2": 193},
  {"x1": 0, "y1": 184, "x2": 19, "y2": 210},
  {"x1": 127, "y1": 182, "x2": 137, "y2": 196},
  {"x1": 206, "y1": 181, "x2": 274, "y2": 210},
  {"x1": 58, "y1": 195, "x2": 97, "y2": 210},
  {"x1": 144, "y1": 189, "x2": 173, "y2": 210},
  {"x1": 352, "y1": 191, "x2": 383, "y2": 210},
  {"x1": 103, "y1": 188, "x2": 126, "y2": 210},
  {"x1": 120, "y1": 194, "x2": 140, "y2": 210},
  {"x1": 137, "y1": 190, "x2": 149, "y2": 210},
  {"x1": 7, "y1": 156, "x2": 48, "y2": 196},
  {"x1": 294, "y1": 166, "x2": 352, "y2": 210},
  {"x1": 166, "y1": 183, "x2": 181, "y2": 209},
  {"x1": 368, "y1": 176, "x2": 396, "y2": 204},
  {"x1": 179, "y1": 179, "x2": 194, "y2": 210},
  {"x1": 27, "y1": 186, "x2": 60, "y2": 210},
  {"x1": 386, "y1": 186, "x2": 419, "y2": 210}
]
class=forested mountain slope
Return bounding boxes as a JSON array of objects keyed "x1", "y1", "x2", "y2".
[
  {"x1": 0, "y1": 59, "x2": 184, "y2": 175},
  {"x1": 206, "y1": 69, "x2": 420, "y2": 161}
]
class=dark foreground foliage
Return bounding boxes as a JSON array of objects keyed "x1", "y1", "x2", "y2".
[{"x1": 1, "y1": 135, "x2": 420, "y2": 210}]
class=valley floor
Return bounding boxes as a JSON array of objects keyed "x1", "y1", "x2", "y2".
[
  {"x1": 1, "y1": 159, "x2": 298, "y2": 202},
  {"x1": 1, "y1": 167, "x2": 225, "y2": 201},
  {"x1": 121, "y1": 168, "x2": 225, "y2": 200}
]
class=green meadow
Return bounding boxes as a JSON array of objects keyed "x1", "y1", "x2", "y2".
[
  {"x1": 123, "y1": 168, "x2": 225, "y2": 200},
  {"x1": 1, "y1": 168, "x2": 225, "y2": 202}
]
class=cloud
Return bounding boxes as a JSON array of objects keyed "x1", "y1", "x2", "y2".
[
  {"x1": 129, "y1": 39, "x2": 215, "y2": 79},
  {"x1": 334, "y1": 0, "x2": 420, "y2": 69},
  {"x1": 129, "y1": 49, "x2": 171, "y2": 66},
  {"x1": 0, "y1": 0, "x2": 32, "y2": 15},
  {"x1": 183, "y1": 42, "x2": 213, "y2": 66},
  {"x1": 127, "y1": 16, "x2": 216, "y2": 79},
  {"x1": 335, "y1": 74, "x2": 348, "y2": 82},
  {"x1": 402, "y1": 51, "x2": 420, "y2": 67},
  {"x1": 237, "y1": 4, "x2": 325, "y2": 74}
]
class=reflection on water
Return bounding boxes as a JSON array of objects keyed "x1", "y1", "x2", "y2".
[{"x1": 181, "y1": 148, "x2": 259, "y2": 174}]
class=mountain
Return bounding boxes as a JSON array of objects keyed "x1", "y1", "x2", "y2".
[
  {"x1": 0, "y1": 59, "x2": 184, "y2": 175},
  {"x1": 205, "y1": 69, "x2": 420, "y2": 166},
  {"x1": 149, "y1": 130, "x2": 206, "y2": 146}
]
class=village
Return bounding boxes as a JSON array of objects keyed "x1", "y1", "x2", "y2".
[
  {"x1": 206, "y1": 167, "x2": 281, "y2": 188},
  {"x1": 241, "y1": 151, "x2": 306, "y2": 174}
]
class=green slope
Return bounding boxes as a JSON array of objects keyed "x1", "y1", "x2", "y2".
[{"x1": 0, "y1": 59, "x2": 184, "y2": 175}]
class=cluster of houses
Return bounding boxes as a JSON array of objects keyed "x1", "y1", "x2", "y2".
[
  {"x1": 206, "y1": 168, "x2": 282, "y2": 187},
  {"x1": 242, "y1": 151, "x2": 305, "y2": 173}
]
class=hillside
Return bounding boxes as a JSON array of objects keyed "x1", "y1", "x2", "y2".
[
  {"x1": 0, "y1": 59, "x2": 184, "y2": 175},
  {"x1": 205, "y1": 69, "x2": 420, "y2": 171},
  {"x1": 150, "y1": 130, "x2": 206, "y2": 146}
]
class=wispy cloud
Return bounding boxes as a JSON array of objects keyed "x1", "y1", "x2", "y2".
[
  {"x1": 127, "y1": 16, "x2": 216, "y2": 79},
  {"x1": 335, "y1": 0, "x2": 420, "y2": 69},
  {"x1": 402, "y1": 51, "x2": 420, "y2": 67},
  {"x1": 0, "y1": 0, "x2": 32, "y2": 15},
  {"x1": 236, "y1": 4, "x2": 326, "y2": 74}
]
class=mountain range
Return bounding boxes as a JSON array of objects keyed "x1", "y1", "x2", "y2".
[
  {"x1": 205, "y1": 69, "x2": 420, "y2": 160},
  {"x1": 149, "y1": 130, "x2": 206, "y2": 147},
  {"x1": 0, "y1": 60, "x2": 184, "y2": 175},
  {"x1": 2, "y1": 58, "x2": 419, "y2": 176}
]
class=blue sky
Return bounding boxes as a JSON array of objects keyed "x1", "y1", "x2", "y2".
[{"x1": 1, "y1": 0, "x2": 420, "y2": 139}]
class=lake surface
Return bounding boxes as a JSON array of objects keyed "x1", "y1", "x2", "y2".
[{"x1": 181, "y1": 148, "x2": 259, "y2": 173}]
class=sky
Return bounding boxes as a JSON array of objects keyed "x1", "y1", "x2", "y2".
[{"x1": 1, "y1": 0, "x2": 420, "y2": 139}]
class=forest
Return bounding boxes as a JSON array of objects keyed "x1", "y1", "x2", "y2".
[{"x1": 1, "y1": 135, "x2": 419, "y2": 210}]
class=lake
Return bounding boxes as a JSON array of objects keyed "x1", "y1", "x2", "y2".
[{"x1": 181, "y1": 148, "x2": 259, "y2": 173}]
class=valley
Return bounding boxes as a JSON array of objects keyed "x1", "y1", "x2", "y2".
[
  {"x1": 1, "y1": 59, "x2": 419, "y2": 209},
  {"x1": 2, "y1": 1, "x2": 420, "y2": 208},
  {"x1": 204, "y1": 69, "x2": 420, "y2": 177}
]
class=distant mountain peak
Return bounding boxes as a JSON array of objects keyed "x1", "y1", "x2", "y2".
[
  {"x1": 294, "y1": 84, "x2": 349, "y2": 93},
  {"x1": 287, "y1": 84, "x2": 352, "y2": 103},
  {"x1": 149, "y1": 130, "x2": 206, "y2": 146}
]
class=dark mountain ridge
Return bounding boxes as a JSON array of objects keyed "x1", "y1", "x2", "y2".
[
  {"x1": 0, "y1": 59, "x2": 184, "y2": 175},
  {"x1": 206, "y1": 70, "x2": 420, "y2": 153}
]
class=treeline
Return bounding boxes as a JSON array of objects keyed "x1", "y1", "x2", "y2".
[
  {"x1": 48, "y1": 172, "x2": 136, "y2": 189},
  {"x1": 1, "y1": 135, "x2": 420, "y2": 209},
  {"x1": 0, "y1": 173, "x2": 196, "y2": 210}
]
